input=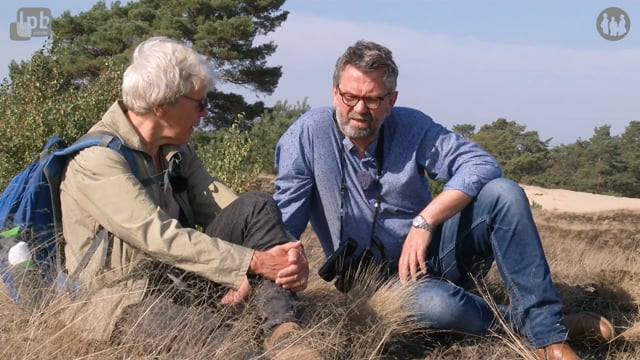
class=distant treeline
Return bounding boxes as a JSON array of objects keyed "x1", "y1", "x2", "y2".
[
  {"x1": 0, "y1": 48, "x2": 636, "y2": 197},
  {"x1": 454, "y1": 119, "x2": 640, "y2": 198},
  {"x1": 0, "y1": 0, "x2": 637, "y2": 198}
]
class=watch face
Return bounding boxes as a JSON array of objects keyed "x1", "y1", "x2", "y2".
[{"x1": 413, "y1": 216, "x2": 424, "y2": 227}]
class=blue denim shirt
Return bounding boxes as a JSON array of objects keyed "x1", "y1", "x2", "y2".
[{"x1": 274, "y1": 106, "x2": 501, "y2": 262}]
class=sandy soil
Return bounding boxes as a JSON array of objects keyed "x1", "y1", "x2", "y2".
[{"x1": 520, "y1": 184, "x2": 640, "y2": 213}]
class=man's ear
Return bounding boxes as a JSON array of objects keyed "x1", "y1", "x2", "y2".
[
  {"x1": 389, "y1": 91, "x2": 399, "y2": 107},
  {"x1": 331, "y1": 85, "x2": 340, "y2": 108}
]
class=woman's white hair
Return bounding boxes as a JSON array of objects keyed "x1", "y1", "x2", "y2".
[{"x1": 122, "y1": 36, "x2": 215, "y2": 113}]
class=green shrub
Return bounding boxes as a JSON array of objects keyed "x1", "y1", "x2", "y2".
[
  {"x1": 0, "y1": 49, "x2": 121, "y2": 189},
  {"x1": 247, "y1": 99, "x2": 309, "y2": 173},
  {"x1": 196, "y1": 117, "x2": 261, "y2": 194}
]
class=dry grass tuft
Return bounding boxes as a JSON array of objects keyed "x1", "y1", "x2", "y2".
[{"x1": 2, "y1": 209, "x2": 640, "y2": 359}]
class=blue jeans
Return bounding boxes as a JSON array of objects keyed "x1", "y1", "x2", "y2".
[{"x1": 413, "y1": 178, "x2": 567, "y2": 349}]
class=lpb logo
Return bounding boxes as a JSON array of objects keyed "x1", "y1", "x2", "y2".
[
  {"x1": 597, "y1": 7, "x2": 630, "y2": 41},
  {"x1": 9, "y1": 8, "x2": 52, "y2": 41}
]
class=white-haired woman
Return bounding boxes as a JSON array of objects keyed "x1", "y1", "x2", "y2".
[{"x1": 59, "y1": 36, "x2": 315, "y2": 357}]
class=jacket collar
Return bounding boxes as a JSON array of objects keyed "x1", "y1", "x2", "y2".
[{"x1": 91, "y1": 101, "x2": 182, "y2": 161}]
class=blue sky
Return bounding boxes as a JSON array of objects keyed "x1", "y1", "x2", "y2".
[{"x1": 1, "y1": 0, "x2": 638, "y2": 145}]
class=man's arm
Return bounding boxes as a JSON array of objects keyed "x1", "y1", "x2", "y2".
[
  {"x1": 422, "y1": 126, "x2": 502, "y2": 198},
  {"x1": 273, "y1": 121, "x2": 315, "y2": 239},
  {"x1": 399, "y1": 121, "x2": 502, "y2": 283}
]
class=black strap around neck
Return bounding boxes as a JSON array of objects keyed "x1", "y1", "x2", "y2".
[
  {"x1": 165, "y1": 153, "x2": 194, "y2": 228},
  {"x1": 335, "y1": 115, "x2": 385, "y2": 252}
]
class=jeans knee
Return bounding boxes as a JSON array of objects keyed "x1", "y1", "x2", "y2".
[
  {"x1": 413, "y1": 279, "x2": 491, "y2": 335},
  {"x1": 478, "y1": 178, "x2": 529, "y2": 211},
  {"x1": 482, "y1": 178, "x2": 520, "y2": 196},
  {"x1": 414, "y1": 284, "x2": 461, "y2": 326}
]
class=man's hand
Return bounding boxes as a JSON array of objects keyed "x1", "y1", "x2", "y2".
[
  {"x1": 398, "y1": 190, "x2": 473, "y2": 285},
  {"x1": 398, "y1": 227, "x2": 431, "y2": 285},
  {"x1": 275, "y1": 246, "x2": 310, "y2": 292},
  {"x1": 220, "y1": 276, "x2": 251, "y2": 305}
]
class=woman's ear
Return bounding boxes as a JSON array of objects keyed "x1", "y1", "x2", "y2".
[{"x1": 153, "y1": 103, "x2": 166, "y2": 117}]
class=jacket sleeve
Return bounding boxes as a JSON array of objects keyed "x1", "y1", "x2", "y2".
[{"x1": 63, "y1": 146, "x2": 253, "y2": 289}]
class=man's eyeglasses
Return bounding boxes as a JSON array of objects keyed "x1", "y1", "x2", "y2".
[
  {"x1": 182, "y1": 94, "x2": 209, "y2": 112},
  {"x1": 336, "y1": 85, "x2": 390, "y2": 110}
]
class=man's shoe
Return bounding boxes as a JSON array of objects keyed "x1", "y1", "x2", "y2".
[
  {"x1": 562, "y1": 312, "x2": 615, "y2": 345},
  {"x1": 264, "y1": 322, "x2": 323, "y2": 360},
  {"x1": 535, "y1": 342, "x2": 581, "y2": 360}
]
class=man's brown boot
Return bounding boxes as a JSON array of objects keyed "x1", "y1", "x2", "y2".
[
  {"x1": 264, "y1": 322, "x2": 323, "y2": 360},
  {"x1": 562, "y1": 312, "x2": 615, "y2": 345},
  {"x1": 535, "y1": 342, "x2": 581, "y2": 360}
]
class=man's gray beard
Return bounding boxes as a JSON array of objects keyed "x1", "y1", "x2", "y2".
[{"x1": 337, "y1": 114, "x2": 374, "y2": 139}]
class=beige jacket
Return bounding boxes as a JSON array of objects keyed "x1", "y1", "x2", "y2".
[{"x1": 59, "y1": 101, "x2": 254, "y2": 340}]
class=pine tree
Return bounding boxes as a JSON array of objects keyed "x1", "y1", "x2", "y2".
[
  {"x1": 50, "y1": 0, "x2": 288, "y2": 129},
  {"x1": 470, "y1": 118, "x2": 550, "y2": 182}
]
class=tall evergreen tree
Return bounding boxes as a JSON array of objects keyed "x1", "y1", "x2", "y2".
[
  {"x1": 451, "y1": 124, "x2": 476, "y2": 138},
  {"x1": 50, "y1": 0, "x2": 288, "y2": 129},
  {"x1": 542, "y1": 141, "x2": 587, "y2": 190},
  {"x1": 618, "y1": 121, "x2": 640, "y2": 197},
  {"x1": 583, "y1": 125, "x2": 625, "y2": 195}
]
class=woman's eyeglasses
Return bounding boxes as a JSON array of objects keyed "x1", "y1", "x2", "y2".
[{"x1": 182, "y1": 95, "x2": 209, "y2": 112}]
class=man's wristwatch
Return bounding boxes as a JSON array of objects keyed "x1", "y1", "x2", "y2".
[{"x1": 412, "y1": 215, "x2": 434, "y2": 232}]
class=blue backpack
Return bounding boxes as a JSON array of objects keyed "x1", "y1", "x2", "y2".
[{"x1": 0, "y1": 131, "x2": 137, "y2": 309}]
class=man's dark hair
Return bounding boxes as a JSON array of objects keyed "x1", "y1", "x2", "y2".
[{"x1": 332, "y1": 40, "x2": 399, "y2": 92}]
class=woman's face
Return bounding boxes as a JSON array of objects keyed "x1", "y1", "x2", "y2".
[{"x1": 160, "y1": 87, "x2": 209, "y2": 145}]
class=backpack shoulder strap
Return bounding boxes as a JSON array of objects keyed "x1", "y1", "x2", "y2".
[
  {"x1": 47, "y1": 130, "x2": 139, "y2": 234},
  {"x1": 47, "y1": 131, "x2": 139, "y2": 276},
  {"x1": 55, "y1": 131, "x2": 138, "y2": 176}
]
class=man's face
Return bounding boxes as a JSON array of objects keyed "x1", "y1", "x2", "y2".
[{"x1": 332, "y1": 65, "x2": 397, "y2": 144}]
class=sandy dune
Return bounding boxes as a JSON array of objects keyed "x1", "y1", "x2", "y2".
[{"x1": 520, "y1": 184, "x2": 640, "y2": 213}]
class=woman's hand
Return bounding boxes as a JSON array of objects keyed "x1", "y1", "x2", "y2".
[
  {"x1": 220, "y1": 275, "x2": 251, "y2": 305},
  {"x1": 275, "y1": 246, "x2": 310, "y2": 292},
  {"x1": 250, "y1": 241, "x2": 310, "y2": 292}
]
